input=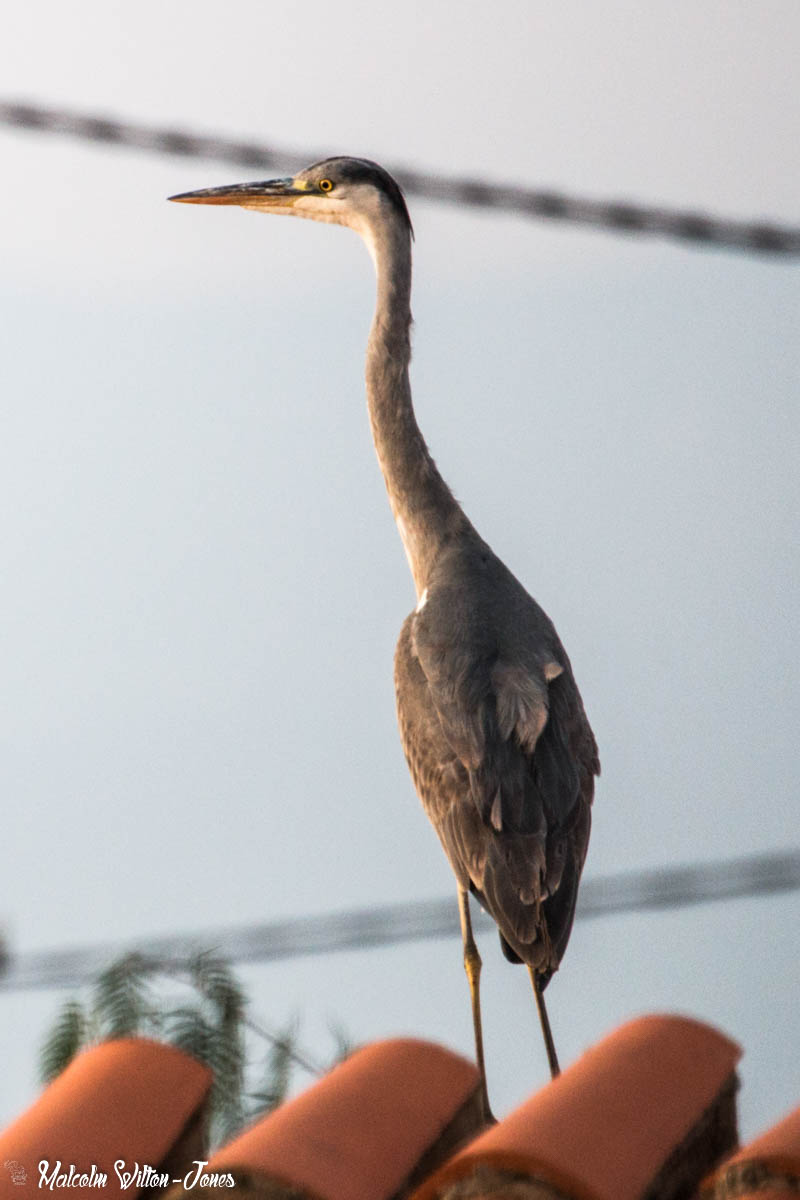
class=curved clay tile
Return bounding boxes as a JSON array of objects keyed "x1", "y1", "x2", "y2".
[
  {"x1": 0, "y1": 1037, "x2": 211, "y2": 1198},
  {"x1": 716, "y1": 1193, "x2": 797, "y2": 1200},
  {"x1": 410, "y1": 1014, "x2": 741, "y2": 1200},
  {"x1": 701, "y1": 1101, "x2": 800, "y2": 1199},
  {"x1": 170, "y1": 1038, "x2": 482, "y2": 1200}
]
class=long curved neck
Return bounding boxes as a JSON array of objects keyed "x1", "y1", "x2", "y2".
[{"x1": 364, "y1": 213, "x2": 470, "y2": 597}]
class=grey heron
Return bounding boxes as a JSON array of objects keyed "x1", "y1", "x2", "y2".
[{"x1": 170, "y1": 159, "x2": 599, "y2": 1118}]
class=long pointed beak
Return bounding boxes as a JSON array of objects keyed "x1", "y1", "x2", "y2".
[{"x1": 168, "y1": 178, "x2": 309, "y2": 210}]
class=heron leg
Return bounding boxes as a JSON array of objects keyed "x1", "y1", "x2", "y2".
[
  {"x1": 528, "y1": 966, "x2": 560, "y2": 1080},
  {"x1": 457, "y1": 887, "x2": 494, "y2": 1124}
]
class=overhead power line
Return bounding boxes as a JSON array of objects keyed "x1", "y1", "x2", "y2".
[
  {"x1": 1, "y1": 99, "x2": 798, "y2": 257},
  {"x1": 1, "y1": 849, "x2": 797, "y2": 994}
]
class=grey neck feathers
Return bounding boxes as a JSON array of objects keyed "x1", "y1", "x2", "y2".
[{"x1": 364, "y1": 209, "x2": 469, "y2": 596}]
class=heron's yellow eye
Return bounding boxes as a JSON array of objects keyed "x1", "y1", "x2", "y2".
[{"x1": 319, "y1": 178, "x2": 334, "y2": 193}]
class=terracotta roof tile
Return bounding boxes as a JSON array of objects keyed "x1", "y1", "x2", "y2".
[
  {"x1": 722, "y1": 1193, "x2": 797, "y2": 1200},
  {"x1": 0, "y1": 1037, "x2": 212, "y2": 1199},
  {"x1": 181, "y1": 1037, "x2": 481, "y2": 1200},
  {"x1": 701, "y1": 1101, "x2": 800, "y2": 1199},
  {"x1": 410, "y1": 1015, "x2": 741, "y2": 1200}
]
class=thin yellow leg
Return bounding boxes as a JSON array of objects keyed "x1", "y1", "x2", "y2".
[
  {"x1": 457, "y1": 887, "x2": 495, "y2": 1124},
  {"x1": 528, "y1": 966, "x2": 560, "y2": 1080}
]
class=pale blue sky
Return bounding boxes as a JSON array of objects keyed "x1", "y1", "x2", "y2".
[{"x1": 1, "y1": 0, "x2": 798, "y2": 1140}]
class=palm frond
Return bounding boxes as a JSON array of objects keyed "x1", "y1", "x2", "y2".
[
  {"x1": 190, "y1": 950, "x2": 246, "y2": 1029},
  {"x1": 92, "y1": 952, "x2": 150, "y2": 1037},
  {"x1": 37, "y1": 947, "x2": 340, "y2": 1148},
  {"x1": 207, "y1": 1020, "x2": 246, "y2": 1143},
  {"x1": 167, "y1": 1004, "x2": 215, "y2": 1066},
  {"x1": 249, "y1": 1016, "x2": 298, "y2": 1119},
  {"x1": 39, "y1": 998, "x2": 88, "y2": 1083}
]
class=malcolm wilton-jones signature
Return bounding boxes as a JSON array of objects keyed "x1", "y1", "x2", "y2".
[{"x1": 25, "y1": 1160, "x2": 236, "y2": 1190}]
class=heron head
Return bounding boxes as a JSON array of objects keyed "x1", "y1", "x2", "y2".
[{"x1": 169, "y1": 156, "x2": 413, "y2": 245}]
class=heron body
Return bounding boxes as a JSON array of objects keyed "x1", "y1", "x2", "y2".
[
  {"x1": 171, "y1": 157, "x2": 599, "y2": 1108},
  {"x1": 395, "y1": 540, "x2": 596, "y2": 978}
]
